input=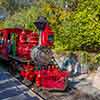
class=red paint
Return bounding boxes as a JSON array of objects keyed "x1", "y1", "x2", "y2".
[
  {"x1": 41, "y1": 25, "x2": 54, "y2": 47},
  {"x1": 20, "y1": 64, "x2": 34, "y2": 81}
]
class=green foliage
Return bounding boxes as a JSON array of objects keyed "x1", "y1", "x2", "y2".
[
  {"x1": 0, "y1": 21, "x2": 4, "y2": 29},
  {"x1": 4, "y1": 5, "x2": 39, "y2": 29},
  {"x1": 94, "y1": 53, "x2": 100, "y2": 64},
  {"x1": 71, "y1": 0, "x2": 100, "y2": 51},
  {"x1": 3, "y1": 0, "x2": 100, "y2": 52}
]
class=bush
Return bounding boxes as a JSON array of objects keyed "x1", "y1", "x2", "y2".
[{"x1": 3, "y1": 0, "x2": 100, "y2": 52}]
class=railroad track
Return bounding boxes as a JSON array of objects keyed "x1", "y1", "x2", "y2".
[
  {"x1": 1, "y1": 60, "x2": 100, "y2": 100},
  {"x1": 18, "y1": 77, "x2": 100, "y2": 100},
  {"x1": 30, "y1": 84, "x2": 78, "y2": 100},
  {"x1": 15, "y1": 74, "x2": 78, "y2": 100}
]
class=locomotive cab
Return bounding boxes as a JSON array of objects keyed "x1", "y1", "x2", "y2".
[
  {"x1": 41, "y1": 25, "x2": 54, "y2": 47},
  {"x1": 31, "y1": 16, "x2": 54, "y2": 66},
  {"x1": 34, "y1": 16, "x2": 54, "y2": 47}
]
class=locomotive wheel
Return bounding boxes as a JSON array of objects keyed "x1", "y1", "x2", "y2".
[{"x1": 8, "y1": 60, "x2": 16, "y2": 76}]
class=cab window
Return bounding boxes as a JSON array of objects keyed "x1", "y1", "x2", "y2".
[
  {"x1": 48, "y1": 35, "x2": 54, "y2": 41},
  {"x1": 0, "y1": 32, "x2": 4, "y2": 45}
]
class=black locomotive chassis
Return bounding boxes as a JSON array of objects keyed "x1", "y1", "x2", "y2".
[{"x1": 18, "y1": 78, "x2": 99, "y2": 100}]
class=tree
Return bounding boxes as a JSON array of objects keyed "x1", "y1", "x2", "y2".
[{"x1": 3, "y1": 0, "x2": 100, "y2": 52}]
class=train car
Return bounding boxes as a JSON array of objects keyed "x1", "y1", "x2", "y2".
[{"x1": 0, "y1": 16, "x2": 70, "y2": 90}]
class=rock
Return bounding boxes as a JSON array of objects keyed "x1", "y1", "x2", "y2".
[
  {"x1": 75, "y1": 74, "x2": 88, "y2": 80},
  {"x1": 80, "y1": 64, "x2": 88, "y2": 74},
  {"x1": 13, "y1": 0, "x2": 34, "y2": 6},
  {"x1": 87, "y1": 72, "x2": 96, "y2": 81},
  {"x1": 0, "y1": 7, "x2": 8, "y2": 20},
  {"x1": 92, "y1": 68, "x2": 100, "y2": 89}
]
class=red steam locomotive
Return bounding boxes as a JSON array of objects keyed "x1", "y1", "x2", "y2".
[{"x1": 0, "y1": 16, "x2": 69, "y2": 90}]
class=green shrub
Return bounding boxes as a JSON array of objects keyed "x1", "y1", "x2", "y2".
[{"x1": 3, "y1": 0, "x2": 100, "y2": 52}]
